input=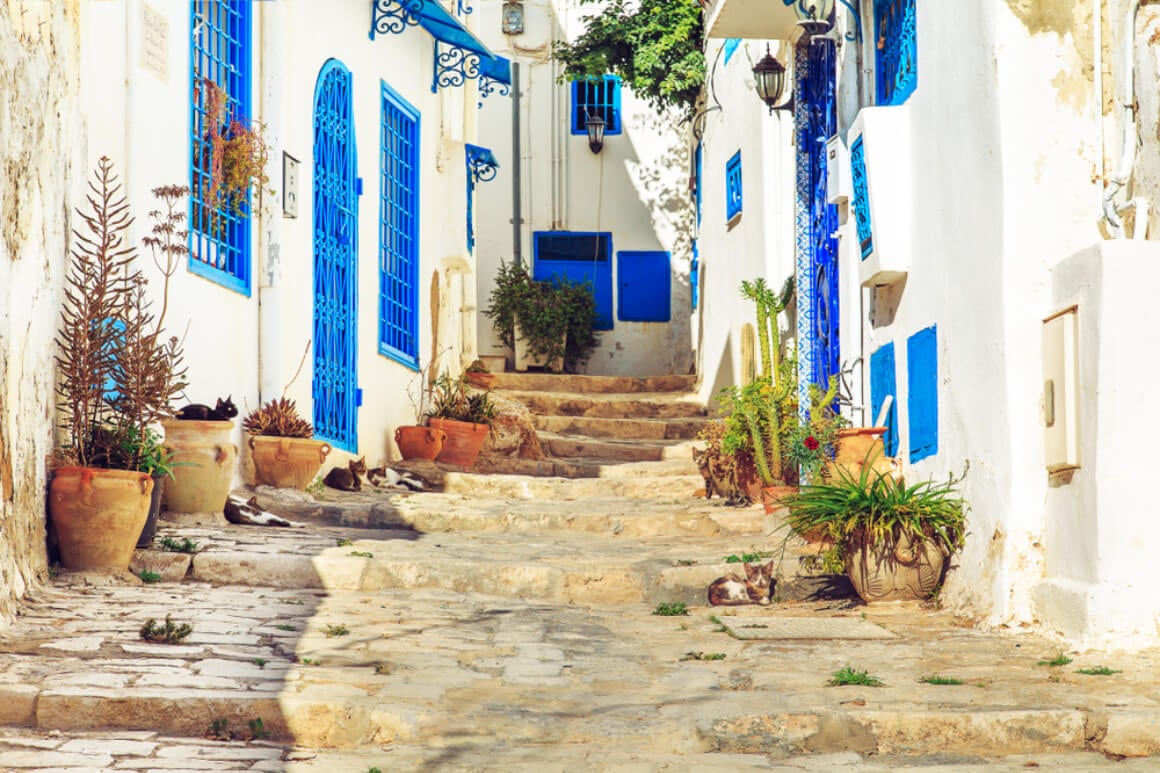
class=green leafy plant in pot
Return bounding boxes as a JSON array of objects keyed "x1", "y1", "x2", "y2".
[
  {"x1": 779, "y1": 453, "x2": 968, "y2": 603},
  {"x1": 426, "y1": 372, "x2": 496, "y2": 468},
  {"x1": 243, "y1": 397, "x2": 331, "y2": 490},
  {"x1": 51, "y1": 157, "x2": 187, "y2": 571}
]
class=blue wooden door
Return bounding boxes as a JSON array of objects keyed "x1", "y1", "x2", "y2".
[{"x1": 312, "y1": 60, "x2": 359, "y2": 452}]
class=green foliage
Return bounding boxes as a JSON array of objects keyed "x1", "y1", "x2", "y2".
[
  {"x1": 484, "y1": 260, "x2": 600, "y2": 373},
  {"x1": 919, "y1": 674, "x2": 963, "y2": 685},
  {"x1": 1038, "y1": 651, "x2": 1073, "y2": 667},
  {"x1": 724, "y1": 550, "x2": 773, "y2": 564},
  {"x1": 336, "y1": 538, "x2": 353, "y2": 547},
  {"x1": 248, "y1": 718, "x2": 269, "y2": 740},
  {"x1": 138, "y1": 569, "x2": 162, "y2": 584},
  {"x1": 159, "y1": 537, "x2": 200, "y2": 554},
  {"x1": 681, "y1": 652, "x2": 726, "y2": 661},
  {"x1": 427, "y1": 372, "x2": 497, "y2": 425},
  {"x1": 799, "y1": 545, "x2": 845, "y2": 575},
  {"x1": 779, "y1": 452, "x2": 968, "y2": 557},
  {"x1": 552, "y1": 0, "x2": 704, "y2": 119},
  {"x1": 140, "y1": 615, "x2": 193, "y2": 644},
  {"x1": 323, "y1": 623, "x2": 350, "y2": 637},
  {"x1": 349, "y1": 551, "x2": 374, "y2": 558},
  {"x1": 275, "y1": 623, "x2": 296, "y2": 631},
  {"x1": 1076, "y1": 666, "x2": 1121, "y2": 675},
  {"x1": 652, "y1": 602, "x2": 689, "y2": 617},
  {"x1": 828, "y1": 666, "x2": 884, "y2": 687}
]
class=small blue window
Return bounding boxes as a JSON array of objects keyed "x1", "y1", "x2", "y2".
[
  {"x1": 850, "y1": 136, "x2": 873, "y2": 259},
  {"x1": 189, "y1": 0, "x2": 253, "y2": 295},
  {"x1": 870, "y1": 342, "x2": 898, "y2": 457},
  {"x1": 571, "y1": 75, "x2": 622, "y2": 135},
  {"x1": 725, "y1": 151, "x2": 743, "y2": 222},
  {"x1": 617, "y1": 251, "x2": 670, "y2": 323},
  {"x1": 907, "y1": 325, "x2": 938, "y2": 462},
  {"x1": 379, "y1": 81, "x2": 421, "y2": 368},
  {"x1": 875, "y1": 0, "x2": 918, "y2": 105},
  {"x1": 723, "y1": 38, "x2": 741, "y2": 65},
  {"x1": 533, "y1": 232, "x2": 613, "y2": 330}
]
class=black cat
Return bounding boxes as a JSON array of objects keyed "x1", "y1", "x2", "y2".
[{"x1": 175, "y1": 396, "x2": 238, "y2": 421}]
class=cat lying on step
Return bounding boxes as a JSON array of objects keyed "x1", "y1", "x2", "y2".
[
  {"x1": 322, "y1": 458, "x2": 428, "y2": 492},
  {"x1": 707, "y1": 561, "x2": 775, "y2": 606},
  {"x1": 223, "y1": 495, "x2": 305, "y2": 527}
]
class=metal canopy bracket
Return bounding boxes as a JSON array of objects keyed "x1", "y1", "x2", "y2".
[
  {"x1": 465, "y1": 144, "x2": 499, "y2": 183},
  {"x1": 478, "y1": 55, "x2": 511, "y2": 106},
  {"x1": 370, "y1": 0, "x2": 426, "y2": 38},
  {"x1": 433, "y1": 40, "x2": 483, "y2": 92}
]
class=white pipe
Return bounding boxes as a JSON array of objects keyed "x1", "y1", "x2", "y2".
[
  {"x1": 1094, "y1": 0, "x2": 1103, "y2": 221},
  {"x1": 1103, "y1": 0, "x2": 1147, "y2": 236}
]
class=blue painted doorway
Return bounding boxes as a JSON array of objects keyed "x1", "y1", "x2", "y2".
[{"x1": 312, "y1": 60, "x2": 359, "y2": 452}]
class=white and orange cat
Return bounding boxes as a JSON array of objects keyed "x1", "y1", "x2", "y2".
[{"x1": 707, "y1": 561, "x2": 775, "y2": 606}]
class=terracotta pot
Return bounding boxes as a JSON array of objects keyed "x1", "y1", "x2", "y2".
[
  {"x1": 161, "y1": 419, "x2": 236, "y2": 513},
  {"x1": 49, "y1": 467, "x2": 153, "y2": 571},
  {"x1": 844, "y1": 532, "x2": 948, "y2": 602},
  {"x1": 761, "y1": 485, "x2": 798, "y2": 516},
  {"x1": 137, "y1": 474, "x2": 166, "y2": 548},
  {"x1": 249, "y1": 436, "x2": 331, "y2": 490},
  {"x1": 395, "y1": 425, "x2": 446, "y2": 461},
  {"x1": 828, "y1": 427, "x2": 896, "y2": 481},
  {"x1": 464, "y1": 371, "x2": 497, "y2": 390},
  {"x1": 428, "y1": 418, "x2": 489, "y2": 468}
]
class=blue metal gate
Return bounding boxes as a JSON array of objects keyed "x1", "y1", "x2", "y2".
[
  {"x1": 312, "y1": 60, "x2": 359, "y2": 452},
  {"x1": 794, "y1": 39, "x2": 839, "y2": 412}
]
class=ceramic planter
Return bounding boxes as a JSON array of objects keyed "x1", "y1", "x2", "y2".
[
  {"x1": 828, "y1": 427, "x2": 896, "y2": 479},
  {"x1": 428, "y1": 418, "x2": 489, "y2": 468},
  {"x1": 844, "y1": 532, "x2": 948, "y2": 602},
  {"x1": 395, "y1": 425, "x2": 447, "y2": 461},
  {"x1": 761, "y1": 485, "x2": 798, "y2": 517},
  {"x1": 161, "y1": 419, "x2": 237, "y2": 513},
  {"x1": 249, "y1": 436, "x2": 331, "y2": 490},
  {"x1": 49, "y1": 467, "x2": 153, "y2": 571}
]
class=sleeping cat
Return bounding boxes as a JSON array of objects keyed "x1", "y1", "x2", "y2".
[
  {"x1": 367, "y1": 465, "x2": 426, "y2": 492},
  {"x1": 223, "y1": 495, "x2": 305, "y2": 527},
  {"x1": 707, "y1": 561, "x2": 775, "y2": 606},
  {"x1": 175, "y1": 396, "x2": 238, "y2": 421},
  {"x1": 324, "y1": 457, "x2": 367, "y2": 492}
]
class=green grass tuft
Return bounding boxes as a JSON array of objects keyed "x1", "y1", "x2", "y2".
[
  {"x1": 1037, "y1": 651, "x2": 1073, "y2": 667},
  {"x1": 680, "y1": 651, "x2": 726, "y2": 661},
  {"x1": 1076, "y1": 666, "x2": 1121, "y2": 676},
  {"x1": 828, "y1": 666, "x2": 884, "y2": 687},
  {"x1": 919, "y1": 674, "x2": 963, "y2": 685},
  {"x1": 652, "y1": 602, "x2": 689, "y2": 617},
  {"x1": 138, "y1": 569, "x2": 162, "y2": 584}
]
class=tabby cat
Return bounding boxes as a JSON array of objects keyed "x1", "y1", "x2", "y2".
[
  {"x1": 175, "y1": 396, "x2": 238, "y2": 421},
  {"x1": 323, "y1": 457, "x2": 367, "y2": 492},
  {"x1": 707, "y1": 561, "x2": 775, "y2": 606},
  {"x1": 367, "y1": 465, "x2": 427, "y2": 492}
]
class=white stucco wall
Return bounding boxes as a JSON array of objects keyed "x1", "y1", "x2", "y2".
[{"x1": 473, "y1": 0, "x2": 695, "y2": 377}]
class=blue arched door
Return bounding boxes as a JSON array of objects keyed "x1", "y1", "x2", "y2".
[{"x1": 312, "y1": 60, "x2": 358, "y2": 451}]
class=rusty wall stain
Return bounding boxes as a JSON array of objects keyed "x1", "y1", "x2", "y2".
[{"x1": 1006, "y1": 0, "x2": 1096, "y2": 113}]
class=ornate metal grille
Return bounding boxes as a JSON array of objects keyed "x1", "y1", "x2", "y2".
[
  {"x1": 849, "y1": 136, "x2": 873, "y2": 259},
  {"x1": 379, "y1": 82, "x2": 421, "y2": 369},
  {"x1": 725, "y1": 151, "x2": 743, "y2": 222},
  {"x1": 312, "y1": 61, "x2": 359, "y2": 452},
  {"x1": 465, "y1": 144, "x2": 497, "y2": 254},
  {"x1": 189, "y1": 0, "x2": 252, "y2": 294},
  {"x1": 875, "y1": 0, "x2": 917, "y2": 105}
]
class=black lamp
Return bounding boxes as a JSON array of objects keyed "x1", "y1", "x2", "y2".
[
  {"x1": 585, "y1": 112, "x2": 606, "y2": 154},
  {"x1": 791, "y1": 0, "x2": 836, "y2": 40},
  {"x1": 753, "y1": 46, "x2": 793, "y2": 114}
]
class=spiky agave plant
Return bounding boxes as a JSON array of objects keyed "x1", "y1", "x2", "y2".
[{"x1": 242, "y1": 397, "x2": 314, "y2": 438}]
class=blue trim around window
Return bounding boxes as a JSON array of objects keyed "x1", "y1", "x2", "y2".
[
  {"x1": 874, "y1": 0, "x2": 918, "y2": 105},
  {"x1": 570, "y1": 75, "x2": 622, "y2": 135},
  {"x1": 533, "y1": 231, "x2": 614, "y2": 330},
  {"x1": 378, "y1": 80, "x2": 421, "y2": 369},
  {"x1": 850, "y1": 135, "x2": 873, "y2": 259},
  {"x1": 870, "y1": 342, "x2": 898, "y2": 457},
  {"x1": 725, "y1": 151, "x2": 743, "y2": 222},
  {"x1": 907, "y1": 325, "x2": 938, "y2": 462},
  {"x1": 723, "y1": 38, "x2": 740, "y2": 65},
  {"x1": 189, "y1": 0, "x2": 253, "y2": 296}
]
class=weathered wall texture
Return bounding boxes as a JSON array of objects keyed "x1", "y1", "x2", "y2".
[{"x1": 0, "y1": 0, "x2": 84, "y2": 625}]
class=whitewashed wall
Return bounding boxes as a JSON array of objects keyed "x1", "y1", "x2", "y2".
[{"x1": 473, "y1": 0, "x2": 695, "y2": 377}]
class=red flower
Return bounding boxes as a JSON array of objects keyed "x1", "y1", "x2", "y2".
[{"x1": 804, "y1": 436, "x2": 820, "y2": 451}]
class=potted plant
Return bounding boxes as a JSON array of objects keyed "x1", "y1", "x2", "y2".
[
  {"x1": 483, "y1": 260, "x2": 600, "y2": 373},
  {"x1": 394, "y1": 368, "x2": 446, "y2": 462},
  {"x1": 780, "y1": 455, "x2": 968, "y2": 603},
  {"x1": 194, "y1": 77, "x2": 272, "y2": 224},
  {"x1": 50, "y1": 158, "x2": 187, "y2": 570},
  {"x1": 426, "y1": 372, "x2": 496, "y2": 468},
  {"x1": 243, "y1": 397, "x2": 331, "y2": 490},
  {"x1": 463, "y1": 359, "x2": 498, "y2": 391}
]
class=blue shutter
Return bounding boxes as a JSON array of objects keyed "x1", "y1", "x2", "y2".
[
  {"x1": 571, "y1": 75, "x2": 621, "y2": 135},
  {"x1": 725, "y1": 151, "x2": 743, "y2": 222},
  {"x1": 870, "y1": 342, "x2": 898, "y2": 457},
  {"x1": 617, "y1": 251, "x2": 670, "y2": 322},
  {"x1": 907, "y1": 325, "x2": 938, "y2": 462}
]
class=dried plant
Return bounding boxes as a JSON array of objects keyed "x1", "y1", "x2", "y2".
[
  {"x1": 242, "y1": 397, "x2": 314, "y2": 438},
  {"x1": 195, "y1": 78, "x2": 272, "y2": 219}
]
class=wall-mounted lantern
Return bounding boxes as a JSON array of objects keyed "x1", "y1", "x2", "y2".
[
  {"x1": 788, "y1": 0, "x2": 835, "y2": 39},
  {"x1": 753, "y1": 46, "x2": 793, "y2": 114},
  {"x1": 585, "y1": 112, "x2": 606, "y2": 154}
]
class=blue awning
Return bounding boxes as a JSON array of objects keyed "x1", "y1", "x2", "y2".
[
  {"x1": 480, "y1": 54, "x2": 511, "y2": 86},
  {"x1": 415, "y1": 1, "x2": 491, "y2": 59}
]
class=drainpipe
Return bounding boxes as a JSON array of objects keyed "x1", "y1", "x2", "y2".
[
  {"x1": 511, "y1": 62, "x2": 523, "y2": 266},
  {"x1": 1102, "y1": 0, "x2": 1156, "y2": 238},
  {"x1": 257, "y1": 1, "x2": 283, "y2": 402}
]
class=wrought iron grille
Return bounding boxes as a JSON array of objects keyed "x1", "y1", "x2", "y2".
[
  {"x1": 725, "y1": 151, "x2": 743, "y2": 222},
  {"x1": 875, "y1": 0, "x2": 917, "y2": 105},
  {"x1": 312, "y1": 61, "x2": 359, "y2": 452},
  {"x1": 189, "y1": 0, "x2": 252, "y2": 295},
  {"x1": 849, "y1": 136, "x2": 873, "y2": 259},
  {"x1": 379, "y1": 82, "x2": 421, "y2": 369},
  {"x1": 465, "y1": 144, "x2": 498, "y2": 253},
  {"x1": 571, "y1": 76, "x2": 621, "y2": 135}
]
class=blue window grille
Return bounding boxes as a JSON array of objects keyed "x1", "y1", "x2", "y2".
[
  {"x1": 379, "y1": 81, "x2": 421, "y2": 369},
  {"x1": 533, "y1": 232, "x2": 613, "y2": 330},
  {"x1": 617, "y1": 251, "x2": 671, "y2": 322},
  {"x1": 723, "y1": 38, "x2": 741, "y2": 65},
  {"x1": 725, "y1": 151, "x2": 743, "y2": 222},
  {"x1": 189, "y1": 0, "x2": 252, "y2": 295},
  {"x1": 907, "y1": 325, "x2": 938, "y2": 462},
  {"x1": 874, "y1": 0, "x2": 917, "y2": 105},
  {"x1": 312, "y1": 60, "x2": 360, "y2": 453},
  {"x1": 870, "y1": 342, "x2": 899, "y2": 457},
  {"x1": 571, "y1": 75, "x2": 622, "y2": 135},
  {"x1": 850, "y1": 135, "x2": 873, "y2": 259}
]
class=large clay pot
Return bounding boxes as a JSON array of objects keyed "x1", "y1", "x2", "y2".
[
  {"x1": 428, "y1": 418, "x2": 489, "y2": 468},
  {"x1": 828, "y1": 427, "x2": 896, "y2": 480},
  {"x1": 249, "y1": 436, "x2": 331, "y2": 490},
  {"x1": 464, "y1": 371, "x2": 497, "y2": 390},
  {"x1": 844, "y1": 532, "x2": 948, "y2": 602},
  {"x1": 161, "y1": 419, "x2": 237, "y2": 513},
  {"x1": 49, "y1": 467, "x2": 153, "y2": 571},
  {"x1": 395, "y1": 425, "x2": 446, "y2": 461},
  {"x1": 761, "y1": 485, "x2": 798, "y2": 517},
  {"x1": 136, "y1": 474, "x2": 166, "y2": 548}
]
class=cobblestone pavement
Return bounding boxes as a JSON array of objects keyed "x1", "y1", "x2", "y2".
[{"x1": 0, "y1": 485, "x2": 1157, "y2": 771}]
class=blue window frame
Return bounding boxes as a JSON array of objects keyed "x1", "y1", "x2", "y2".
[
  {"x1": 870, "y1": 342, "x2": 899, "y2": 457},
  {"x1": 533, "y1": 232, "x2": 613, "y2": 330},
  {"x1": 571, "y1": 75, "x2": 622, "y2": 135},
  {"x1": 617, "y1": 251, "x2": 670, "y2": 323},
  {"x1": 723, "y1": 38, "x2": 741, "y2": 65},
  {"x1": 379, "y1": 81, "x2": 421, "y2": 368},
  {"x1": 691, "y1": 142, "x2": 703, "y2": 310},
  {"x1": 874, "y1": 0, "x2": 917, "y2": 105},
  {"x1": 189, "y1": 0, "x2": 253, "y2": 295},
  {"x1": 907, "y1": 325, "x2": 938, "y2": 462},
  {"x1": 725, "y1": 151, "x2": 743, "y2": 222},
  {"x1": 850, "y1": 136, "x2": 873, "y2": 259}
]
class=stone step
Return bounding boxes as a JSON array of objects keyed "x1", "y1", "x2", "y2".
[
  {"x1": 451, "y1": 456, "x2": 700, "y2": 482},
  {"x1": 535, "y1": 414, "x2": 709, "y2": 441},
  {"x1": 493, "y1": 372, "x2": 697, "y2": 394},
  {"x1": 539, "y1": 434, "x2": 696, "y2": 464},
  {"x1": 505, "y1": 390, "x2": 708, "y2": 420}
]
